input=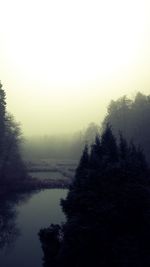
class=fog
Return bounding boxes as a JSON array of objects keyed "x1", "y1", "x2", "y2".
[
  {"x1": 5, "y1": 85, "x2": 150, "y2": 137},
  {"x1": 0, "y1": 0, "x2": 150, "y2": 136},
  {"x1": 1, "y1": 2, "x2": 150, "y2": 266},
  {"x1": 21, "y1": 123, "x2": 99, "y2": 160}
]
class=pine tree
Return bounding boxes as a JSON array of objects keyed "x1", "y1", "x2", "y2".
[
  {"x1": 40, "y1": 126, "x2": 150, "y2": 267},
  {"x1": 0, "y1": 82, "x2": 27, "y2": 186},
  {"x1": 0, "y1": 82, "x2": 6, "y2": 136},
  {"x1": 0, "y1": 82, "x2": 6, "y2": 175},
  {"x1": 60, "y1": 127, "x2": 150, "y2": 266},
  {"x1": 61, "y1": 144, "x2": 89, "y2": 219},
  {"x1": 101, "y1": 124, "x2": 118, "y2": 163}
]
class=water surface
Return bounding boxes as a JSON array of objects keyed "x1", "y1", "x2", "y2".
[{"x1": 0, "y1": 189, "x2": 67, "y2": 267}]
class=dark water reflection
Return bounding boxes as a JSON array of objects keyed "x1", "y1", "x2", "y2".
[
  {"x1": 0, "y1": 197, "x2": 19, "y2": 251},
  {"x1": 0, "y1": 189, "x2": 67, "y2": 267}
]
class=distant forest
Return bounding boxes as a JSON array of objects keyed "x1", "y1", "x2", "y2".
[
  {"x1": 22, "y1": 122, "x2": 100, "y2": 160},
  {"x1": 103, "y1": 92, "x2": 150, "y2": 164},
  {"x1": 23, "y1": 92, "x2": 150, "y2": 165}
]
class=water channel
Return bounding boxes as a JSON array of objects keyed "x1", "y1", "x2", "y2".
[{"x1": 0, "y1": 189, "x2": 67, "y2": 267}]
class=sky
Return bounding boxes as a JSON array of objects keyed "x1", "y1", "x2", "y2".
[{"x1": 0, "y1": 0, "x2": 150, "y2": 136}]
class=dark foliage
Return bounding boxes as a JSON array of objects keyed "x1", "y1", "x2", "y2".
[
  {"x1": 102, "y1": 92, "x2": 150, "y2": 164},
  {"x1": 39, "y1": 224, "x2": 62, "y2": 267},
  {"x1": 0, "y1": 82, "x2": 27, "y2": 188},
  {"x1": 39, "y1": 125, "x2": 150, "y2": 267}
]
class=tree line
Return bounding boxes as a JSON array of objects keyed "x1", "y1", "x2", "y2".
[
  {"x1": 102, "y1": 92, "x2": 150, "y2": 164},
  {"x1": 23, "y1": 92, "x2": 150, "y2": 165},
  {"x1": 22, "y1": 122, "x2": 99, "y2": 160},
  {"x1": 0, "y1": 82, "x2": 27, "y2": 190}
]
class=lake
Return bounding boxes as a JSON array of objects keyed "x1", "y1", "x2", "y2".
[{"x1": 0, "y1": 189, "x2": 67, "y2": 267}]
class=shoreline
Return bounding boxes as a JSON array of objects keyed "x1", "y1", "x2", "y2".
[{"x1": 0, "y1": 176, "x2": 70, "y2": 197}]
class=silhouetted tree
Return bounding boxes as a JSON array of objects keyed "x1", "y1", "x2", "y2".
[
  {"x1": 0, "y1": 82, "x2": 27, "y2": 187},
  {"x1": 101, "y1": 124, "x2": 118, "y2": 162},
  {"x1": 39, "y1": 125, "x2": 150, "y2": 267},
  {"x1": 39, "y1": 224, "x2": 61, "y2": 267},
  {"x1": 61, "y1": 144, "x2": 89, "y2": 219},
  {"x1": 0, "y1": 83, "x2": 6, "y2": 175}
]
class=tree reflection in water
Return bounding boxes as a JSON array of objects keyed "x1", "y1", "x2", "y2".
[
  {"x1": 0, "y1": 198, "x2": 19, "y2": 250},
  {"x1": 0, "y1": 190, "x2": 33, "y2": 250}
]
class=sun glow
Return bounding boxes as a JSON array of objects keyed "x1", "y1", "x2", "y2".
[
  {"x1": 0, "y1": 0, "x2": 147, "y2": 86},
  {"x1": 0, "y1": 0, "x2": 150, "y2": 135}
]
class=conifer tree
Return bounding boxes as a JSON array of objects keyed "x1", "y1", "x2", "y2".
[
  {"x1": 40, "y1": 125, "x2": 150, "y2": 267},
  {"x1": 101, "y1": 124, "x2": 118, "y2": 162},
  {"x1": 61, "y1": 144, "x2": 89, "y2": 219},
  {"x1": 102, "y1": 92, "x2": 150, "y2": 164},
  {"x1": 0, "y1": 82, "x2": 27, "y2": 186},
  {"x1": 0, "y1": 82, "x2": 6, "y2": 174}
]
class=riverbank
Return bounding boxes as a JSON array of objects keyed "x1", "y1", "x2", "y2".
[
  {"x1": 0, "y1": 158, "x2": 76, "y2": 196},
  {"x1": 24, "y1": 176, "x2": 71, "y2": 190},
  {"x1": 25, "y1": 158, "x2": 77, "y2": 190},
  {"x1": 0, "y1": 177, "x2": 70, "y2": 202},
  {"x1": 0, "y1": 176, "x2": 70, "y2": 197}
]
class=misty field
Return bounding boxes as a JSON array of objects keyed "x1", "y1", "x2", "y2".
[{"x1": 26, "y1": 158, "x2": 78, "y2": 188}]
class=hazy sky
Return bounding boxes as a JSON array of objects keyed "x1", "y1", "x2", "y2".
[{"x1": 0, "y1": 0, "x2": 150, "y2": 136}]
